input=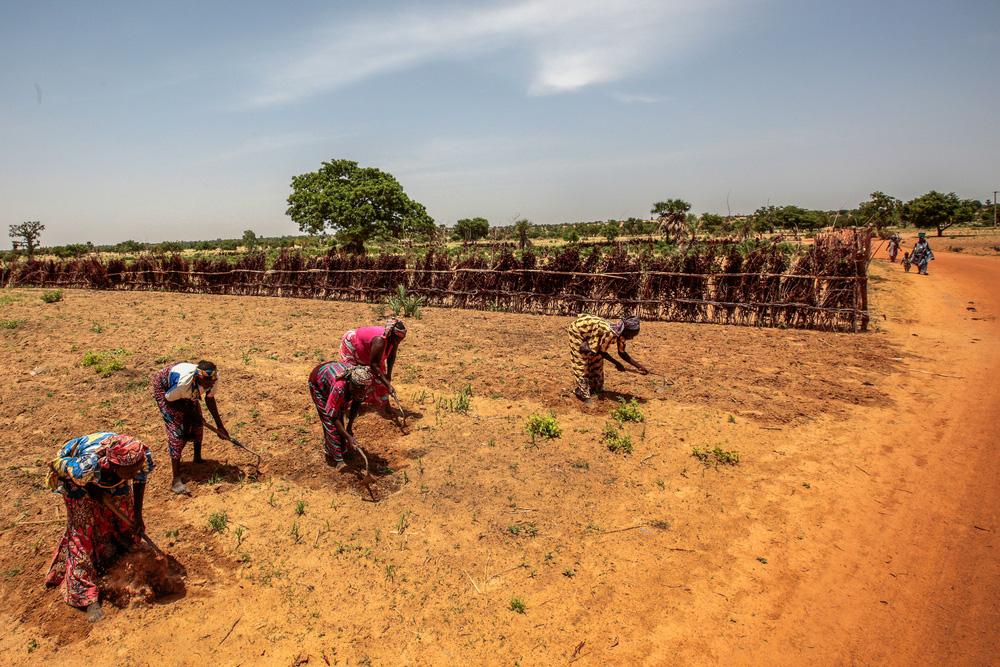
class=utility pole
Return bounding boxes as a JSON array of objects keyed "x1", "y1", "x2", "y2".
[{"x1": 994, "y1": 190, "x2": 997, "y2": 227}]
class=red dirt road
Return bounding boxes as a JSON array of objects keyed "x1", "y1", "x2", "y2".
[{"x1": 698, "y1": 251, "x2": 1000, "y2": 665}]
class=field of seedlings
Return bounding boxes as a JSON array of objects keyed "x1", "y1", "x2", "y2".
[
  {"x1": 1, "y1": 239, "x2": 997, "y2": 665},
  {"x1": 1, "y1": 229, "x2": 872, "y2": 332}
]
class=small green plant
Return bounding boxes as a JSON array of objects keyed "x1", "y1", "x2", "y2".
[
  {"x1": 509, "y1": 596, "x2": 527, "y2": 614},
  {"x1": 525, "y1": 413, "x2": 562, "y2": 442},
  {"x1": 40, "y1": 290, "x2": 63, "y2": 303},
  {"x1": 206, "y1": 471, "x2": 223, "y2": 485},
  {"x1": 507, "y1": 522, "x2": 538, "y2": 537},
  {"x1": 571, "y1": 459, "x2": 589, "y2": 470},
  {"x1": 1, "y1": 319, "x2": 23, "y2": 329},
  {"x1": 384, "y1": 284, "x2": 426, "y2": 318},
  {"x1": 4, "y1": 566, "x2": 23, "y2": 578},
  {"x1": 692, "y1": 446, "x2": 740, "y2": 467},
  {"x1": 756, "y1": 556, "x2": 768, "y2": 564},
  {"x1": 27, "y1": 639, "x2": 38, "y2": 654},
  {"x1": 154, "y1": 354, "x2": 171, "y2": 364},
  {"x1": 290, "y1": 521, "x2": 302, "y2": 544},
  {"x1": 562, "y1": 568, "x2": 575, "y2": 578},
  {"x1": 81, "y1": 349, "x2": 127, "y2": 377},
  {"x1": 164, "y1": 529, "x2": 180, "y2": 539},
  {"x1": 611, "y1": 397, "x2": 644, "y2": 423},
  {"x1": 208, "y1": 510, "x2": 229, "y2": 533},
  {"x1": 90, "y1": 321, "x2": 103, "y2": 333},
  {"x1": 603, "y1": 422, "x2": 633, "y2": 455},
  {"x1": 396, "y1": 510, "x2": 411, "y2": 535},
  {"x1": 649, "y1": 519, "x2": 670, "y2": 530},
  {"x1": 727, "y1": 414, "x2": 736, "y2": 424},
  {"x1": 268, "y1": 493, "x2": 277, "y2": 508},
  {"x1": 442, "y1": 384, "x2": 472, "y2": 413},
  {"x1": 234, "y1": 525, "x2": 247, "y2": 549},
  {"x1": 384, "y1": 564, "x2": 396, "y2": 581},
  {"x1": 295, "y1": 500, "x2": 306, "y2": 516}
]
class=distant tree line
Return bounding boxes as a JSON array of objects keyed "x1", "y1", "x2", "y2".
[{"x1": 5, "y1": 155, "x2": 995, "y2": 261}]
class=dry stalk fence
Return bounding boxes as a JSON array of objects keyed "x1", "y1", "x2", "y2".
[{"x1": 1, "y1": 229, "x2": 872, "y2": 332}]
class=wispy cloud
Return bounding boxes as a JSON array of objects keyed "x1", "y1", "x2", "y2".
[
  {"x1": 611, "y1": 92, "x2": 668, "y2": 104},
  {"x1": 247, "y1": 0, "x2": 746, "y2": 107},
  {"x1": 199, "y1": 132, "x2": 340, "y2": 164}
]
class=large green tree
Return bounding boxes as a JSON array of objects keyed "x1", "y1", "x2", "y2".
[
  {"x1": 9, "y1": 221, "x2": 44, "y2": 260},
  {"x1": 286, "y1": 159, "x2": 434, "y2": 253},
  {"x1": 902, "y1": 191, "x2": 978, "y2": 236},
  {"x1": 242, "y1": 229, "x2": 259, "y2": 250},
  {"x1": 857, "y1": 191, "x2": 901, "y2": 230},
  {"x1": 453, "y1": 217, "x2": 490, "y2": 243}
]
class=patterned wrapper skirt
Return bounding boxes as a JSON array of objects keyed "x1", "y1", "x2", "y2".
[
  {"x1": 45, "y1": 491, "x2": 138, "y2": 608},
  {"x1": 152, "y1": 366, "x2": 204, "y2": 460},
  {"x1": 308, "y1": 366, "x2": 346, "y2": 461}
]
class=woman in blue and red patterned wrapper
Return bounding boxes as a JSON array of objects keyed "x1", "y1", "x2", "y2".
[
  {"x1": 152, "y1": 360, "x2": 229, "y2": 495},
  {"x1": 308, "y1": 361, "x2": 373, "y2": 470},
  {"x1": 44, "y1": 432, "x2": 154, "y2": 622}
]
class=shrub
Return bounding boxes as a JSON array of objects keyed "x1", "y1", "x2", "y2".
[
  {"x1": 385, "y1": 285, "x2": 426, "y2": 318},
  {"x1": 81, "y1": 349, "x2": 127, "y2": 377},
  {"x1": 41, "y1": 290, "x2": 63, "y2": 303},
  {"x1": 603, "y1": 422, "x2": 633, "y2": 455},
  {"x1": 611, "y1": 397, "x2": 644, "y2": 423},
  {"x1": 525, "y1": 413, "x2": 562, "y2": 441},
  {"x1": 509, "y1": 596, "x2": 526, "y2": 614}
]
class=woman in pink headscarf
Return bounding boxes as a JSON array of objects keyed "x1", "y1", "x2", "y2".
[
  {"x1": 44, "y1": 432, "x2": 153, "y2": 621},
  {"x1": 339, "y1": 318, "x2": 407, "y2": 409}
]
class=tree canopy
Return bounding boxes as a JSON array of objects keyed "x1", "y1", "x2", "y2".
[
  {"x1": 9, "y1": 221, "x2": 44, "y2": 260},
  {"x1": 242, "y1": 229, "x2": 259, "y2": 249},
  {"x1": 651, "y1": 199, "x2": 691, "y2": 242},
  {"x1": 286, "y1": 159, "x2": 434, "y2": 253},
  {"x1": 453, "y1": 217, "x2": 489, "y2": 243},
  {"x1": 752, "y1": 205, "x2": 828, "y2": 232},
  {"x1": 902, "y1": 191, "x2": 979, "y2": 236},
  {"x1": 856, "y1": 192, "x2": 901, "y2": 230}
]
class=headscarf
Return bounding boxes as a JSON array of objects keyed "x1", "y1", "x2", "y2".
[
  {"x1": 613, "y1": 315, "x2": 640, "y2": 336},
  {"x1": 348, "y1": 365, "x2": 374, "y2": 387},
  {"x1": 196, "y1": 366, "x2": 218, "y2": 382},
  {"x1": 102, "y1": 434, "x2": 149, "y2": 467},
  {"x1": 384, "y1": 318, "x2": 407, "y2": 340}
]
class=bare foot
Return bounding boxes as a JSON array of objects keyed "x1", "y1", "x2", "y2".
[
  {"x1": 86, "y1": 601, "x2": 104, "y2": 622},
  {"x1": 171, "y1": 479, "x2": 191, "y2": 495},
  {"x1": 326, "y1": 459, "x2": 347, "y2": 471}
]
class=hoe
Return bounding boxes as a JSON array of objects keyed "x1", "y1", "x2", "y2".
[{"x1": 204, "y1": 423, "x2": 262, "y2": 477}]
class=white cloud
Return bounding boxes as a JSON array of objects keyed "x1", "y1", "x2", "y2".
[{"x1": 246, "y1": 0, "x2": 746, "y2": 106}]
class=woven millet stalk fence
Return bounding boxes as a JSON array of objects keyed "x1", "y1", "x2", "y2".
[{"x1": 0, "y1": 229, "x2": 872, "y2": 332}]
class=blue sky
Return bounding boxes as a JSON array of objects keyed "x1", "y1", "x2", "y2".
[{"x1": 1, "y1": 0, "x2": 998, "y2": 245}]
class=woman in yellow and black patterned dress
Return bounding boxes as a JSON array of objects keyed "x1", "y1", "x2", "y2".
[{"x1": 567, "y1": 314, "x2": 648, "y2": 402}]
